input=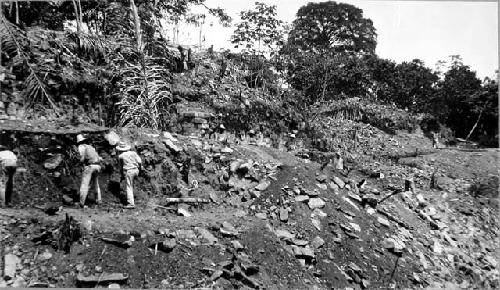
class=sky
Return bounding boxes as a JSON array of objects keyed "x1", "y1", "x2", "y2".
[{"x1": 177, "y1": 0, "x2": 499, "y2": 79}]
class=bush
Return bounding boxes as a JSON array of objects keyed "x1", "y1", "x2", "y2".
[{"x1": 318, "y1": 98, "x2": 421, "y2": 134}]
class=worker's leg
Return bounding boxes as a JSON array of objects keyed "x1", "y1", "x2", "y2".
[
  {"x1": 4, "y1": 166, "x2": 15, "y2": 205},
  {"x1": 125, "y1": 168, "x2": 139, "y2": 206},
  {"x1": 79, "y1": 166, "x2": 92, "y2": 206},
  {"x1": 0, "y1": 167, "x2": 6, "y2": 207},
  {"x1": 92, "y1": 165, "x2": 102, "y2": 204}
]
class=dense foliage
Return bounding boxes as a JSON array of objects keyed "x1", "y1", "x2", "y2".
[
  {"x1": 231, "y1": 2, "x2": 284, "y2": 54},
  {"x1": 0, "y1": 0, "x2": 230, "y2": 128},
  {"x1": 279, "y1": 1, "x2": 497, "y2": 145},
  {"x1": 0, "y1": 0, "x2": 497, "y2": 146},
  {"x1": 287, "y1": 1, "x2": 377, "y2": 54}
]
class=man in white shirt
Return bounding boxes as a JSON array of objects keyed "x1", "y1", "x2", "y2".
[
  {"x1": 76, "y1": 134, "x2": 102, "y2": 207},
  {"x1": 0, "y1": 145, "x2": 18, "y2": 207},
  {"x1": 116, "y1": 141, "x2": 142, "y2": 209}
]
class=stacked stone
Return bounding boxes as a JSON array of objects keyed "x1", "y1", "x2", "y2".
[
  {"x1": 0, "y1": 70, "x2": 24, "y2": 120},
  {"x1": 179, "y1": 110, "x2": 213, "y2": 137}
]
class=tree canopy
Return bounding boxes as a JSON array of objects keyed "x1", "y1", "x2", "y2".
[
  {"x1": 231, "y1": 2, "x2": 284, "y2": 54},
  {"x1": 287, "y1": 1, "x2": 377, "y2": 54}
]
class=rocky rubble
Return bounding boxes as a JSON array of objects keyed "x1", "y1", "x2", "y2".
[{"x1": 1, "y1": 117, "x2": 498, "y2": 289}]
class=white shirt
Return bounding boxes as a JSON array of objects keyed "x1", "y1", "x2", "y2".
[
  {"x1": 0, "y1": 150, "x2": 17, "y2": 167},
  {"x1": 78, "y1": 144, "x2": 100, "y2": 164},
  {"x1": 118, "y1": 151, "x2": 142, "y2": 170}
]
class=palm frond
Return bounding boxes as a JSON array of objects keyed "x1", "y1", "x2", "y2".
[
  {"x1": 72, "y1": 32, "x2": 123, "y2": 57},
  {"x1": 116, "y1": 57, "x2": 173, "y2": 129},
  {"x1": 0, "y1": 16, "x2": 58, "y2": 113},
  {"x1": 23, "y1": 70, "x2": 59, "y2": 112},
  {"x1": 0, "y1": 13, "x2": 27, "y2": 59}
]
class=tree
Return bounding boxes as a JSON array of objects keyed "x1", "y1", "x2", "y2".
[
  {"x1": 287, "y1": 1, "x2": 377, "y2": 55},
  {"x1": 230, "y1": 2, "x2": 284, "y2": 92},
  {"x1": 463, "y1": 77, "x2": 498, "y2": 143},
  {"x1": 231, "y1": 2, "x2": 284, "y2": 55},
  {"x1": 392, "y1": 59, "x2": 438, "y2": 111},
  {"x1": 362, "y1": 55, "x2": 398, "y2": 101},
  {"x1": 286, "y1": 51, "x2": 373, "y2": 104},
  {"x1": 432, "y1": 58, "x2": 482, "y2": 137}
]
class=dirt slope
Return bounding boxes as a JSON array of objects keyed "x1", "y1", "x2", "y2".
[{"x1": 0, "y1": 125, "x2": 498, "y2": 289}]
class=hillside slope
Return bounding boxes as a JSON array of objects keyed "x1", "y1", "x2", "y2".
[{"x1": 0, "y1": 123, "x2": 497, "y2": 289}]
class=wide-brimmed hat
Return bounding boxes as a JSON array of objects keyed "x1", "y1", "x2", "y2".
[
  {"x1": 76, "y1": 134, "x2": 86, "y2": 143},
  {"x1": 116, "y1": 141, "x2": 131, "y2": 151}
]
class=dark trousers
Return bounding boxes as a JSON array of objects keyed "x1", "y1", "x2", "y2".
[{"x1": 1, "y1": 166, "x2": 16, "y2": 206}]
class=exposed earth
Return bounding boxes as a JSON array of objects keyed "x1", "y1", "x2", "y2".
[{"x1": 0, "y1": 118, "x2": 498, "y2": 289}]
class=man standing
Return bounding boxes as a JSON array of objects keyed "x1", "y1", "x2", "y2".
[
  {"x1": 76, "y1": 134, "x2": 102, "y2": 208},
  {"x1": 432, "y1": 133, "x2": 440, "y2": 149},
  {"x1": 116, "y1": 141, "x2": 142, "y2": 209},
  {"x1": 0, "y1": 146, "x2": 18, "y2": 207}
]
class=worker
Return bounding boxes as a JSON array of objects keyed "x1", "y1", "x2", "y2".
[
  {"x1": 116, "y1": 141, "x2": 142, "y2": 209},
  {"x1": 76, "y1": 134, "x2": 102, "y2": 208},
  {"x1": 432, "y1": 133, "x2": 440, "y2": 149},
  {"x1": 0, "y1": 146, "x2": 18, "y2": 207}
]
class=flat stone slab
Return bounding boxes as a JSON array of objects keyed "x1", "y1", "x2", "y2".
[
  {"x1": 276, "y1": 229, "x2": 295, "y2": 241},
  {"x1": 279, "y1": 208, "x2": 289, "y2": 222},
  {"x1": 195, "y1": 227, "x2": 219, "y2": 245},
  {"x1": 308, "y1": 198, "x2": 326, "y2": 209},
  {"x1": 333, "y1": 176, "x2": 345, "y2": 188},
  {"x1": 3, "y1": 254, "x2": 20, "y2": 280},
  {"x1": 77, "y1": 273, "x2": 128, "y2": 283},
  {"x1": 295, "y1": 195, "x2": 309, "y2": 202}
]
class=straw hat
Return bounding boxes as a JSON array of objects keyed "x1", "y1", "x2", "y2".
[
  {"x1": 116, "y1": 141, "x2": 131, "y2": 152},
  {"x1": 76, "y1": 134, "x2": 86, "y2": 143}
]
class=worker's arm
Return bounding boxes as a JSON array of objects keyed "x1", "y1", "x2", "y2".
[
  {"x1": 77, "y1": 145, "x2": 86, "y2": 163},
  {"x1": 136, "y1": 153, "x2": 142, "y2": 171}
]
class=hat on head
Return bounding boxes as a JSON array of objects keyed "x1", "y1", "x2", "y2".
[
  {"x1": 76, "y1": 134, "x2": 86, "y2": 143},
  {"x1": 116, "y1": 141, "x2": 131, "y2": 152}
]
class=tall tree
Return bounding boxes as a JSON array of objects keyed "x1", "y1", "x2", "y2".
[
  {"x1": 286, "y1": 52, "x2": 373, "y2": 104},
  {"x1": 392, "y1": 59, "x2": 439, "y2": 111},
  {"x1": 432, "y1": 59, "x2": 482, "y2": 137},
  {"x1": 287, "y1": 1, "x2": 376, "y2": 55},
  {"x1": 231, "y1": 2, "x2": 284, "y2": 55}
]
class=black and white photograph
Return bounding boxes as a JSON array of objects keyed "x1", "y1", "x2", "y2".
[{"x1": 0, "y1": 0, "x2": 498, "y2": 288}]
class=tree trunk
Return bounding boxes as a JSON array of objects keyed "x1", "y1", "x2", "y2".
[
  {"x1": 199, "y1": 22, "x2": 203, "y2": 51},
  {"x1": 14, "y1": 1, "x2": 19, "y2": 24},
  {"x1": 129, "y1": 0, "x2": 153, "y2": 128},
  {"x1": 102, "y1": 8, "x2": 106, "y2": 32},
  {"x1": 129, "y1": 0, "x2": 143, "y2": 52},
  {"x1": 465, "y1": 101, "x2": 489, "y2": 141},
  {"x1": 0, "y1": 0, "x2": 3, "y2": 111},
  {"x1": 71, "y1": 0, "x2": 81, "y2": 35},
  {"x1": 77, "y1": 0, "x2": 83, "y2": 27},
  {"x1": 321, "y1": 72, "x2": 328, "y2": 102}
]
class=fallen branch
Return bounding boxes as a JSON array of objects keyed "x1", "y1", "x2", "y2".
[
  {"x1": 151, "y1": 204, "x2": 175, "y2": 210},
  {"x1": 77, "y1": 273, "x2": 128, "y2": 283},
  {"x1": 100, "y1": 237, "x2": 132, "y2": 248},
  {"x1": 165, "y1": 198, "x2": 209, "y2": 203}
]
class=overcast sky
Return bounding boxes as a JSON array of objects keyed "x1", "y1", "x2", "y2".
[{"x1": 181, "y1": 0, "x2": 498, "y2": 79}]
